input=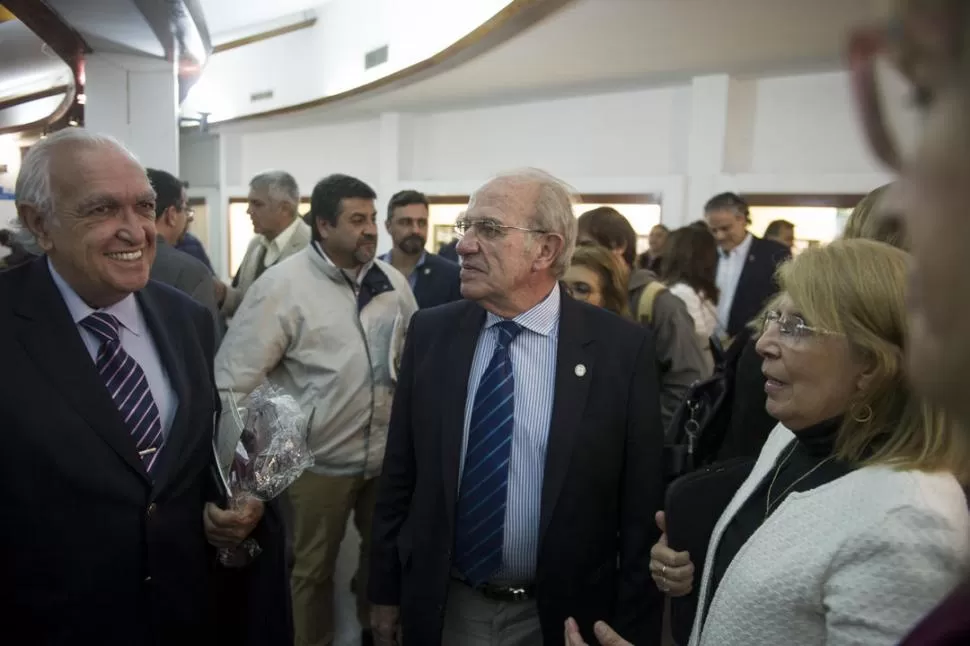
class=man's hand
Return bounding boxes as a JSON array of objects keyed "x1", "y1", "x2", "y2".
[
  {"x1": 371, "y1": 604, "x2": 401, "y2": 646},
  {"x1": 213, "y1": 279, "x2": 228, "y2": 306},
  {"x1": 203, "y1": 497, "x2": 264, "y2": 548},
  {"x1": 564, "y1": 618, "x2": 633, "y2": 646}
]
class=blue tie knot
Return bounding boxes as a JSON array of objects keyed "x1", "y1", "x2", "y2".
[
  {"x1": 494, "y1": 321, "x2": 522, "y2": 349},
  {"x1": 81, "y1": 312, "x2": 121, "y2": 345}
]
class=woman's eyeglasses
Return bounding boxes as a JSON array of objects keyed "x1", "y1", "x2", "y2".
[{"x1": 762, "y1": 310, "x2": 839, "y2": 342}]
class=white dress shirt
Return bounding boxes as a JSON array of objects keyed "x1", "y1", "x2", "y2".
[
  {"x1": 262, "y1": 217, "x2": 303, "y2": 267},
  {"x1": 715, "y1": 232, "x2": 753, "y2": 335},
  {"x1": 459, "y1": 284, "x2": 560, "y2": 583},
  {"x1": 48, "y1": 259, "x2": 177, "y2": 438}
]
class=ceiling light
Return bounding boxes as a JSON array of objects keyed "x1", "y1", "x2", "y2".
[{"x1": 76, "y1": 93, "x2": 86, "y2": 105}]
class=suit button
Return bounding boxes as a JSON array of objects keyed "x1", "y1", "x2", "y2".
[
  {"x1": 147, "y1": 503, "x2": 157, "y2": 518},
  {"x1": 144, "y1": 576, "x2": 152, "y2": 583}
]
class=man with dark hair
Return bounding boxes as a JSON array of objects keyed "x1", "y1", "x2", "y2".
[
  {"x1": 216, "y1": 170, "x2": 310, "y2": 319},
  {"x1": 381, "y1": 189, "x2": 461, "y2": 308},
  {"x1": 145, "y1": 168, "x2": 220, "y2": 342},
  {"x1": 704, "y1": 192, "x2": 790, "y2": 339},
  {"x1": 0, "y1": 228, "x2": 34, "y2": 270},
  {"x1": 577, "y1": 206, "x2": 707, "y2": 426},
  {"x1": 215, "y1": 172, "x2": 417, "y2": 646},
  {"x1": 763, "y1": 219, "x2": 796, "y2": 250}
]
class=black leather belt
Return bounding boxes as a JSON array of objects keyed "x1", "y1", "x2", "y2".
[{"x1": 455, "y1": 577, "x2": 536, "y2": 602}]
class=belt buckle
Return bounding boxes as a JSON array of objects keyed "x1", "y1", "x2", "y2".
[{"x1": 508, "y1": 586, "x2": 527, "y2": 602}]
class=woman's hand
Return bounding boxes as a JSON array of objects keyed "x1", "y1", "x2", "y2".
[
  {"x1": 564, "y1": 618, "x2": 633, "y2": 646},
  {"x1": 649, "y1": 511, "x2": 695, "y2": 597}
]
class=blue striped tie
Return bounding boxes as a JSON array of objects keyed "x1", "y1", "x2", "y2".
[
  {"x1": 454, "y1": 320, "x2": 522, "y2": 585},
  {"x1": 81, "y1": 312, "x2": 164, "y2": 474}
]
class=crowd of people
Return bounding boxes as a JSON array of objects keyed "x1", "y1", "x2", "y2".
[{"x1": 2, "y1": 1, "x2": 970, "y2": 645}]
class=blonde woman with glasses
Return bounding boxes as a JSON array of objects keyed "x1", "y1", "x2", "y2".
[{"x1": 568, "y1": 239, "x2": 970, "y2": 646}]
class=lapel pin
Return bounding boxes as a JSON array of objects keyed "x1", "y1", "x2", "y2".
[
  {"x1": 423, "y1": 267, "x2": 431, "y2": 275},
  {"x1": 574, "y1": 364, "x2": 587, "y2": 377}
]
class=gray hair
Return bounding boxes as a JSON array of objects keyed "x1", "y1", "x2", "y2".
[
  {"x1": 249, "y1": 170, "x2": 300, "y2": 210},
  {"x1": 489, "y1": 168, "x2": 578, "y2": 278},
  {"x1": 14, "y1": 128, "x2": 140, "y2": 243}
]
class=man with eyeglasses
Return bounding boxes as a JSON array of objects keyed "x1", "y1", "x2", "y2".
[
  {"x1": 146, "y1": 168, "x2": 221, "y2": 343},
  {"x1": 369, "y1": 169, "x2": 665, "y2": 646},
  {"x1": 843, "y1": 1, "x2": 970, "y2": 644}
]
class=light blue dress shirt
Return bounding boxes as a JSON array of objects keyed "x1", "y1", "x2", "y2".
[
  {"x1": 48, "y1": 259, "x2": 178, "y2": 438},
  {"x1": 379, "y1": 250, "x2": 427, "y2": 291},
  {"x1": 459, "y1": 283, "x2": 560, "y2": 583}
]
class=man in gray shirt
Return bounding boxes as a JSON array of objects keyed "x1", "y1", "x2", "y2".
[{"x1": 146, "y1": 168, "x2": 221, "y2": 344}]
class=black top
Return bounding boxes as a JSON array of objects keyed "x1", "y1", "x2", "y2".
[{"x1": 708, "y1": 416, "x2": 852, "y2": 600}]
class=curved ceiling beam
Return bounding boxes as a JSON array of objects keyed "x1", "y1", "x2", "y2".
[
  {"x1": 0, "y1": 87, "x2": 74, "y2": 136},
  {"x1": 2, "y1": 0, "x2": 88, "y2": 133},
  {"x1": 210, "y1": 0, "x2": 575, "y2": 127},
  {"x1": 131, "y1": 0, "x2": 212, "y2": 103}
]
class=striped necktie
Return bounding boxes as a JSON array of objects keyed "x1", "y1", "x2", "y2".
[
  {"x1": 454, "y1": 320, "x2": 523, "y2": 586},
  {"x1": 80, "y1": 312, "x2": 164, "y2": 473}
]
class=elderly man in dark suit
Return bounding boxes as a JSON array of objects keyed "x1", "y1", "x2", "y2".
[
  {"x1": 146, "y1": 168, "x2": 221, "y2": 344},
  {"x1": 381, "y1": 189, "x2": 462, "y2": 308},
  {"x1": 369, "y1": 169, "x2": 665, "y2": 646},
  {"x1": 704, "y1": 193, "x2": 791, "y2": 339},
  {"x1": 0, "y1": 128, "x2": 289, "y2": 645}
]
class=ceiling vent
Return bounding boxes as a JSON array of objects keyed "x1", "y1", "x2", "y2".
[
  {"x1": 250, "y1": 90, "x2": 274, "y2": 102},
  {"x1": 365, "y1": 45, "x2": 389, "y2": 70}
]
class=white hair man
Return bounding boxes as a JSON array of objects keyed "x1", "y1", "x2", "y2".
[
  {"x1": 0, "y1": 128, "x2": 288, "y2": 643},
  {"x1": 368, "y1": 169, "x2": 666, "y2": 646},
  {"x1": 215, "y1": 170, "x2": 311, "y2": 317}
]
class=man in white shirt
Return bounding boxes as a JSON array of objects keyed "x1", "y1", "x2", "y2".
[
  {"x1": 705, "y1": 193, "x2": 790, "y2": 339},
  {"x1": 215, "y1": 170, "x2": 311, "y2": 317}
]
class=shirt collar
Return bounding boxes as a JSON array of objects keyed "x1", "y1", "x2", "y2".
[
  {"x1": 47, "y1": 257, "x2": 143, "y2": 336},
  {"x1": 484, "y1": 283, "x2": 561, "y2": 337},
  {"x1": 262, "y1": 217, "x2": 301, "y2": 251},
  {"x1": 379, "y1": 249, "x2": 428, "y2": 268},
  {"x1": 721, "y1": 232, "x2": 753, "y2": 260},
  {"x1": 312, "y1": 241, "x2": 372, "y2": 286}
]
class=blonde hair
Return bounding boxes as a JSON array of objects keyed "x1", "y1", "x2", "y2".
[
  {"x1": 569, "y1": 244, "x2": 631, "y2": 318},
  {"x1": 777, "y1": 239, "x2": 967, "y2": 480},
  {"x1": 842, "y1": 184, "x2": 908, "y2": 250}
]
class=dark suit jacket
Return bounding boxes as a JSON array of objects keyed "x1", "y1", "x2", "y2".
[
  {"x1": 412, "y1": 253, "x2": 462, "y2": 309},
  {"x1": 369, "y1": 292, "x2": 666, "y2": 645},
  {"x1": 0, "y1": 258, "x2": 290, "y2": 646},
  {"x1": 175, "y1": 231, "x2": 215, "y2": 273},
  {"x1": 151, "y1": 238, "x2": 222, "y2": 345},
  {"x1": 725, "y1": 236, "x2": 791, "y2": 337},
  {"x1": 437, "y1": 239, "x2": 459, "y2": 262}
]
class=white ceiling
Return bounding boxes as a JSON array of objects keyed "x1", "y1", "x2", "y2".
[
  {"x1": 225, "y1": 0, "x2": 888, "y2": 131},
  {"x1": 0, "y1": 20, "x2": 72, "y2": 98},
  {"x1": 44, "y1": 0, "x2": 165, "y2": 57},
  {"x1": 199, "y1": 0, "x2": 331, "y2": 37}
]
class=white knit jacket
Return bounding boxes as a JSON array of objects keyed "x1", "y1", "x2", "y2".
[{"x1": 689, "y1": 424, "x2": 970, "y2": 646}]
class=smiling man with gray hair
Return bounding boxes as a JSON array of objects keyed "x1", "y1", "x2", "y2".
[
  {"x1": 369, "y1": 168, "x2": 665, "y2": 646},
  {"x1": 0, "y1": 128, "x2": 292, "y2": 643}
]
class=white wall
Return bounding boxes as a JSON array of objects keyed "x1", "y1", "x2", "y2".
[
  {"x1": 184, "y1": 0, "x2": 513, "y2": 122},
  {"x1": 185, "y1": 68, "x2": 902, "y2": 277}
]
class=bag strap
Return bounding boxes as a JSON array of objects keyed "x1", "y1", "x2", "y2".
[{"x1": 637, "y1": 280, "x2": 667, "y2": 324}]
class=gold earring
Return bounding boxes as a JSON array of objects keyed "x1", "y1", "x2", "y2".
[{"x1": 852, "y1": 404, "x2": 873, "y2": 423}]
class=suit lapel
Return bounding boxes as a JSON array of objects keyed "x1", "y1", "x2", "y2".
[
  {"x1": 442, "y1": 302, "x2": 486, "y2": 532},
  {"x1": 14, "y1": 260, "x2": 150, "y2": 482},
  {"x1": 137, "y1": 286, "x2": 192, "y2": 493},
  {"x1": 539, "y1": 293, "x2": 594, "y2": 546}
]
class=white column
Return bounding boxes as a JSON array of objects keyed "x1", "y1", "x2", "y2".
[
  {"x1": 683, "y1": 74, "x2": 733, "y2": 226},
  {"x1": 377, "y1": 111, "x2": 403, "y2": 255},
  {"x1": 84, "y1": 53, "x2": 180, "y2": 175}
]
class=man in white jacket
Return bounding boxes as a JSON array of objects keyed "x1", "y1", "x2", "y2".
[{"x1": 214, "y1": 174, "x2": 418, "y2": 646}]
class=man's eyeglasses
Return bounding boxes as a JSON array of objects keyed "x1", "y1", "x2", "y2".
[
  {"x1": 181, "y1": 204, "x2": 195, "y2": 221},
  {"x1": 761, "y1": 310, "x2": 839, "y2": 343},
  {"x1": 453, "y1": 216, "x2": 548, "y2": 241}
]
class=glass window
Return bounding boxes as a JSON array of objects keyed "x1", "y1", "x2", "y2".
[
  {"x1": 748, "y1": 206, "x2": 845, "y2": 253},
  {"x1": 228, "y1": 200, "x2": 311, "y2": 277}
]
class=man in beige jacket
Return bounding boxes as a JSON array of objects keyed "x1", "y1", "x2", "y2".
[
  {"x1": 214, "y1": 173, "x2": 417, "y2": 646},
  {"x1": 215, "y1": 170, "x2": 311, "y2": 318}
]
